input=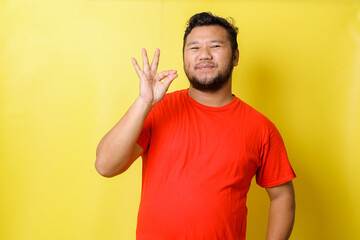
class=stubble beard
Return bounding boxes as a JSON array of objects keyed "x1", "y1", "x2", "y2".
[{"x1": 185, "y1": 59, "x2": 234, "y2": 92}]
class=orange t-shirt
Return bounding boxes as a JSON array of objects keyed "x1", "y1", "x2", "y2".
[{"x1": 136, "y1": 89, "x2": 295, "y2": 240}]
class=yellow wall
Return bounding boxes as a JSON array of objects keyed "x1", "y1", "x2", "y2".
[{"x1": 1, "y1": 0, "x2": 359, "y2": 239}]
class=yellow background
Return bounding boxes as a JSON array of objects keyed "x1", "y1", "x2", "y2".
[{"x1": 1, "y1": 0, "x2": 359, "y2": 239}]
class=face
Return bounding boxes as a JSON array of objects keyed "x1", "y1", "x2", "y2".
[{"x1": 183, "y1": 25, "x2": 239, "y2": 92}]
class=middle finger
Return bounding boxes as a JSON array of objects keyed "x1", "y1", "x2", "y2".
[{"x1": 142, "y1": 48, "x2": 150, "y2": 72}]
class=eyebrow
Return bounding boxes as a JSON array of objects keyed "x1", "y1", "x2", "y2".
[{"x1": 186, "y1": 40, "x2": 225, "y2": 46}]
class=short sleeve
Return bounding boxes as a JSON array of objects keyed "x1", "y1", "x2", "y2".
[
  {"x1": 256, "y1": 126, "x2": 296, "y2": 188},
  {"x1": 137, "y1": 110, "x2": 153, "y2": 152}
]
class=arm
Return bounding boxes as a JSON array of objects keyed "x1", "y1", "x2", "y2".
[
  {"x1": 265, "y1": 180, "x2": 295, "y2": 240},
  {"x1": 95, "y1": 48, "x2": 177, "y2": 177}
]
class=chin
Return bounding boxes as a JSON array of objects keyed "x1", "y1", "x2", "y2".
[{"x1": 189, "y1": 77, "x2": 229, "y2": 92}]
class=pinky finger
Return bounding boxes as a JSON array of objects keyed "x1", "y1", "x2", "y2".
[{"x1": 131, "y1": 57, "x2": 142, "y2": 77}]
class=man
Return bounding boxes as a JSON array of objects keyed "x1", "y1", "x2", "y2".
[{"x1": 95, "y1": 12, "x2": 296, "y2": 240}]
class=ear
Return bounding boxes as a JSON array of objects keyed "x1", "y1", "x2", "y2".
[{"x1": 233, "y1": 49, "x2": 239, "y2": 66}]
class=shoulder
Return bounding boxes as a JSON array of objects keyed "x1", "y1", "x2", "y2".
[
  {"x1": 237, "y1": 99, "x2": 276, "y2": 131},
  {"x1": 234, "y1": 99, "x2": 282, "y2": 149}
]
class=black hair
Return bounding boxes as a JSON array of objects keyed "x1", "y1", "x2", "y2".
[{"x1": 183, "y1": 12, "x2": 238, "y2": 54}]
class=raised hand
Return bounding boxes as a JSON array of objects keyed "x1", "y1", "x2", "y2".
[{"x1": 131, "y1": 48, "x2": 178, "y2": 107}]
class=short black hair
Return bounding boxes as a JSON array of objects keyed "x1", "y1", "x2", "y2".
[{"x1": 183, "y1": 12, "x2": 238, "y2": 54}]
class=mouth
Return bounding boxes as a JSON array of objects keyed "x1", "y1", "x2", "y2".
[{"x1": 195, "y1": 62, "x2": 216, "y2": 71}]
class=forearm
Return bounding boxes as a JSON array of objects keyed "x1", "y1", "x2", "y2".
[
  {"x1": 95, "y1": 48, "x2": 177, "y2": 177},
  {"x1": 266, "y1": 193, "x2": 295, "y2": 240},
  {"x1": 95, "y1": 97, "x2": 152, "y2": 177}
]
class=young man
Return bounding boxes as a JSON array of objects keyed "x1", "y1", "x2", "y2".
[{"x1": 96, "y1": 12, "x2": 296, "y2": 240}]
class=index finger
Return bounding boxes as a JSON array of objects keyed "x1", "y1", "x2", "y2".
[{"x1": 150, "y1": 48, "x2": 160, "y2": 73}]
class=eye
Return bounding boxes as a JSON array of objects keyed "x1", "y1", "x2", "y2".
[
  {"x1": 190, "y1": 47, "x2": 199, "y2": 50},
  {"x1": 211, "y1": 45, "x2": 221, "y2": 48}
]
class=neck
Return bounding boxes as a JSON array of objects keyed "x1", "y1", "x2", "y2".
[{"x1": 188, "y1": 80, "x2": 233, "y2": 107}]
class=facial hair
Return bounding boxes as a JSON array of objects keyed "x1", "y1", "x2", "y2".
[{"x1": 185, "y1": 58, "x2": 234, "y2": 92}]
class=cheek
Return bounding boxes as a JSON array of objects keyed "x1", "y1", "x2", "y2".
[
  {"x1": 184, "y1": 59, "x2": 194, "y2": 72},
  {"x1": 186, "y1": 64, "x2": 194, "y2": 76},
  {"x1": 184, "y1": 53, "x2": 197, "y2": 64},
  {"x1": 219, "y1": 54, "x2": 233, "y2": 68},
  {"x1": 184, "y1": 63, "x2": 191, "y2": 74}
]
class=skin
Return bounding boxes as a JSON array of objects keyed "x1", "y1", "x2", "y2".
[
  {"x1": 266, "y1": 181, "x2": 295, "y2": 240},
  {"x1": 95, "y1": 48, "x2": 177, "y2": 176},
  {"x1": 184, "y1": 25, "x2": 239, "y2": 107},
  {"x1": 184, "y1": 26, "x2": 236, "y2": 93},
  {"x1": 95, "y1": 25, "x2": 295, "y2": 240}
]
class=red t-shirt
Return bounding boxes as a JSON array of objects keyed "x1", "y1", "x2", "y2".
[{"x1": 136, "y1": 89, "x2": 295, "y2": 240}]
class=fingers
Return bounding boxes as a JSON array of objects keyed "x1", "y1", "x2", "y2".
[
  {"x1": 131, "y1": 57, "x2": 142, "y2": 78},
  {"x1": 132, "y1": 49, "x2": 175, "y2": 81},
  {"x1": 162, "y1": 72, "x2": 178, "y2": 91},
  {"x1": 133, "y1": 48, "x2": 157, "y2": 74},
  {"x1": 158, "y1": 70, "x2": 177, "y2": 80},
  {"x1": 142, "y1": 48, "x2": 150, "y2": 72},
  {"x1": 150, "y1": 48, "x2": 160, "y2": 72}
]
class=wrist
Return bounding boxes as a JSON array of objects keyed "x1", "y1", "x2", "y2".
[{"x1": 136, "y1": 96, "x2": 154, "y2": 111}]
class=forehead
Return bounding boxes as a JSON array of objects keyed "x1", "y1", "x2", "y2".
[{"x1": 185, "y1": 25, "x2": 230, "y2": 45}]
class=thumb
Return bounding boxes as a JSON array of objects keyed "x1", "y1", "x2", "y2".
[{"x1": 162, "y1": 73, "x2": 178, "y2": 91}]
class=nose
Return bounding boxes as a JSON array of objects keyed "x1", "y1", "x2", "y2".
[{"x1": 199, "y1": 46, "x2": 212, "y2": 60}]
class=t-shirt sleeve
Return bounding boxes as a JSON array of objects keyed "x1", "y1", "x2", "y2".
[
  {"x1": 137, "y1": 110, "x2": 153, "y2": 152},
  {"x1": 256, "y1": 126, "x2": 296, "y2": 188}
]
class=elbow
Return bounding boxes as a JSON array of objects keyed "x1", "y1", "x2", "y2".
[
  {"x1": 95, "y1": 162, "x2": 113, "y2": 178},
  {"x1": 94, "y1": 155, "x2": 129, "y2": 178},
  {"x1": 94, "y1": 157, "x2": 118, "y2": 178}
]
